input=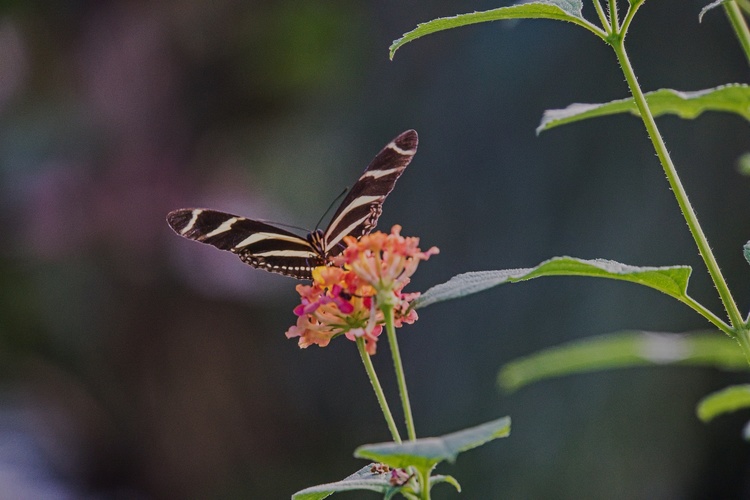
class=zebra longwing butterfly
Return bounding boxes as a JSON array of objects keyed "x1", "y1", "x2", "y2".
[{"x1": 167, "y1": 130, "x2": 418, "y2": 279}]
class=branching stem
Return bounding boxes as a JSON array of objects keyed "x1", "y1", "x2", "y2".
[{"x1": 611, "y1": 38, "x2": 749, "y2": 359}]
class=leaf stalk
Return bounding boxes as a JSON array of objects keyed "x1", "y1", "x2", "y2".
[{"x1": 681, "y1": 295, "x2": 733, "y2": 334}]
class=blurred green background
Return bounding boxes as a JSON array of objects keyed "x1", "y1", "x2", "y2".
[{"x1": 0, "y1": 0, "x2": 748, "y2": 498}]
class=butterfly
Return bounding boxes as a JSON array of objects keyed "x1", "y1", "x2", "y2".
[{"x1": 167, "y1": 130, "x2": 418, "y2": 279}]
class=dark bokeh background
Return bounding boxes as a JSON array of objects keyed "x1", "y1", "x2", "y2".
[{"x1": 0, "y1": 0, "x2": 749, "y2": 498}]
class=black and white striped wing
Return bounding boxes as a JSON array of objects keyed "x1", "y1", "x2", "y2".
[
  {"x1": 323, "y1": 129, "x2": 418, "y2": 255},
  {"x1": 167, "y1": 209, "x2": 323, "y2": 279},
  {"x1": 167, "y1": 130, "x2": 418, "y2": 279}
]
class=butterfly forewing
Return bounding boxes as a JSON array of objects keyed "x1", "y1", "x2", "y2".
[
  {"x1": 323, "y1": 130, "x2": 418, "y2": 254},
  {"x1": 166, "y1": 129, "x2": 418, "y2": 279},
  {"x1": 167, "y1": 209, "x2": 323, "y2": 279}
]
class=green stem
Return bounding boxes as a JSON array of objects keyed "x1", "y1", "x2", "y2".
[
  {"x1": 592, "y1": 0, "x2": 612, "y2": 33},
  {"x1": 356, "y1": 337, "x2": 402, "y2": 443},
  {"x1": 681, "y1": 296, "x2": 733, "y2": 334},
  {"x1": 735, "y1": 329, "x2": 750, "y2": 364},
  {"x1": 612, "y1": 40, "x2": 745, "y2": 330},
  {"x1": 383, "y1": 304, "x2": 417, "y2": 441},
  {"x1": 418, "y1": 468, "x2": 432, "y2": 500},
  {"x1": 608, "y1": 0, "x2": 619, "y2": 31},
  {"x1": 739, "y1": 321, "x2": 750, "y2": 361},
  {"x1": 619, "y1": 0, "x2": 644, "y2": 36},
  {"x1": 724, "y1": 1, "x2": 750, "y2": 66}
]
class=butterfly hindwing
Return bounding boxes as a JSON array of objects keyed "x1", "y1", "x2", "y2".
[
  {"x1": 167, "y1": 209, "x2": 323, "y2": 279},
  {"x1": 167, "y1": 129, "x2": 418, "y2": 279},
  {"x1": 323, "y1": 129, "x2": 418, "y2": 254}
]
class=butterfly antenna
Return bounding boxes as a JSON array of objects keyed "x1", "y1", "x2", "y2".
[{"x1": 315, "y1": 187, "x2": 348, "y2": 231}]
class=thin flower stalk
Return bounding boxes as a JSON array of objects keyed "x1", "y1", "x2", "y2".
[
  {"x1": 384, "y1": 303, "x2": 417, "y2": 441},
  {"x1": 339, "y1": 225, "x2": 438, "y2": 441},
  {"x1": 356, "y1": 337, "x2": 402, "y2": 443}
]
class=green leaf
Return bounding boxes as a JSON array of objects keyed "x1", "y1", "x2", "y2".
[
  {"x1": 699, "y1": 0, "x2": 726, "y2": 22},
  {"x1": 414, "y1": 256, "x2": 691, "y2": 310},
  {"x1": 291, "y1": 464, "x2": 404, "y2": 499},
  {"x1": 499, "y1": 330, "x2": 748, "y2": 392},
  {"x1": 737, "y1": 153, "x2": 750, "y2": 176},
  {"x1": 428, "y1": 475, "x2": 461, "y2": 494},
  {"x1": 537, "y1": 84, "x2": 750, "y2": 134},
  {"x1": 291, "y1": 465, "x2": 459, "y2": 499},
  {"x1": 389, "y1": 0, "x2": 602, "y2": 60},
  {"x1": 744, "y1": 241, "x2": 750, "y2": 266},
  {"x1": 697, "y1": 385, "x2": 750, "y2": 422},
  {"x1": 355, "y1": 416, "x2": 511, "y2": 472}
]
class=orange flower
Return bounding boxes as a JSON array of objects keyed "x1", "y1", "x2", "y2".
[
  {"x1": 286, "y1": 226, "x2": 437, "y2": 355},
  {"x1": 339, "y1": 225, "x2": 438, "y2": 296},
  {"x1": 286, "y1": 266, "x2": 377, "y2": 350}
]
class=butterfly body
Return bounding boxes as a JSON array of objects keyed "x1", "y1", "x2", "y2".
[{"x1": 167, "y1": 130, "x2": 418, "y2": 279}]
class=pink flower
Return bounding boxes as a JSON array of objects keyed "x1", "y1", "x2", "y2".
[
  {"x1": 286, "y1": 226, "x2": 437, "y2": 355},
  {"x1": 286, "y1": 266, "x2": 381, "y2": 352},
  {"x1": 293, "y1": 267, "x2": 354, "y2": 316}
]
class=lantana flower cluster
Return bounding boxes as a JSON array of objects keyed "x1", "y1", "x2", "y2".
[{"x1": 286, "y1": 225, "x2": 438, "y2": 355}]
